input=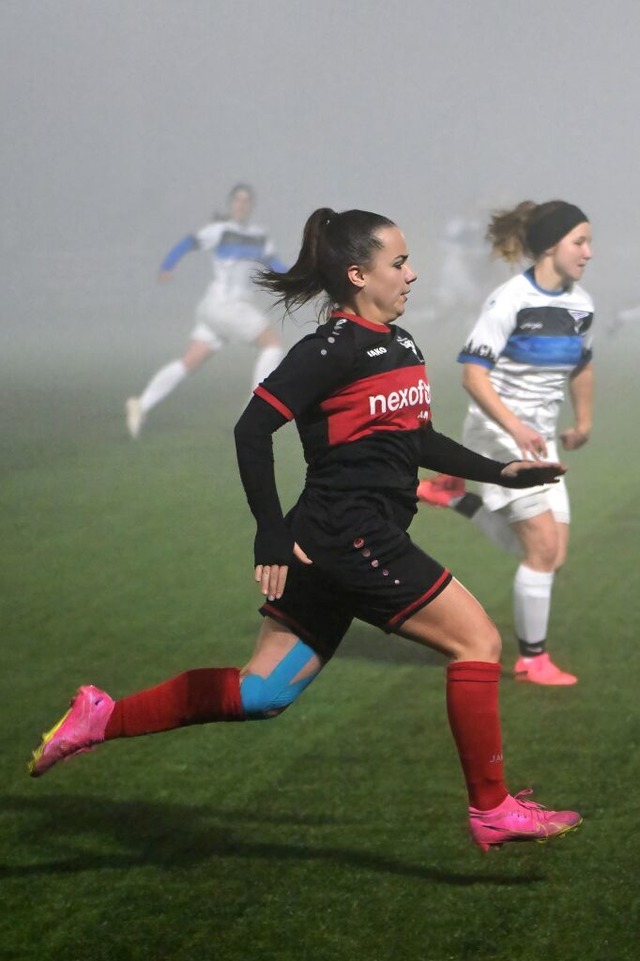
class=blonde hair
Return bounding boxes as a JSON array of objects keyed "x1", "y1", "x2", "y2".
[{"x1": 485, "y1": 201, "x2": 537, "y2": 263}]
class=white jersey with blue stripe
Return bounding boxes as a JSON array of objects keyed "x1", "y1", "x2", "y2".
[
  {"x1": 195, "y1": 219, "x2": 279, "y2": 301},
  {"x1": 457, "y1": 268, "x2": 594, "y2": 437}
]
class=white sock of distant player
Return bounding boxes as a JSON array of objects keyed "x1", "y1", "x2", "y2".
[
  {"x1": 513, "y1": 565, "x2": 554, "y2": 655},
  {"x1": 139, "y1": 360, "x2": 188, "y2": 414},
  {"x1": 251, "y1": 346, "x2": 284, "y2": 391}
]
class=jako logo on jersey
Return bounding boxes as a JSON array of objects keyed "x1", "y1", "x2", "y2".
[
  {"x1": 369, "y1": 379, "x2": 431, "y2": 414},
  {"x1": 367, "y1": 347, "x2": 387, "y2": 357}
]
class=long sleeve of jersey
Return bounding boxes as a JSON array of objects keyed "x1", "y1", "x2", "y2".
[
  {"x1": 418, "y1": 423, "x2": 563, "y2": 488},
  {"x1": 159, "y1": 234, "x2": 198, "y2": 272},
  {"x1": 234, "y1": 395, "x2": 294, "y2": 566}
]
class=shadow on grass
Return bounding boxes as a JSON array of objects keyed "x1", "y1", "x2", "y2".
[
  {"x1": 337, "y1": 623, "x2": 448, "y2": 668},
  {"x1": 1, "y1": 793, "x2": 543, "y2": 887},
  {"x1": 337, "y1": 625, "x2": 525, "y2": 682}
]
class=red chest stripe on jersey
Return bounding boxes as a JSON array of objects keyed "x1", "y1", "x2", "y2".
[
  {"x1": 320, "y1": 363, "x2": 432, "y2": 446},
  {"x1": 254, "y1": 385, "x2": 294, "y2": 421}
]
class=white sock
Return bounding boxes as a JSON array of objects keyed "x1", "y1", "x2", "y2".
[
  {"x1": 251, "y1": 346, "x2": 284, "y2": 391},
  {"x1": 139, "y1": 360, "x2": 188, "y2": 414},
  {"x1": 472, "y1": 506, "x2": 522, "y2": 557},
  {"x1": 513, "y1": 564, "x2": 554, "y2": 647}
]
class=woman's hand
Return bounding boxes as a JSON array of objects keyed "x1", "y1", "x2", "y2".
[
  {"x1": 255, "y1": 543, "x2": 313, "y2": 601},
  {"x1": 509, "y1": 421, "x2": 548, "y2": 459},
  {"x1": 560, "y1": 426, "x2": 590, "y2": 450},
  {"x1": 500, "y1": 459, "x2": 567, "y2": 488}
]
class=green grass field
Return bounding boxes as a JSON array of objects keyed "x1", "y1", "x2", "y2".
[{"x1": 2, "y1": 324, "x2": 639, "y2": 961}]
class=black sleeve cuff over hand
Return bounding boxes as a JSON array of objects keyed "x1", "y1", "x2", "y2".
[{"x1": 499, "y1": 463, "x2": 564, "y2": 488}]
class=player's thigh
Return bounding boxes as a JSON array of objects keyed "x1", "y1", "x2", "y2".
[
  {"x1": 552, "y1": 520, "x2": 569, "y2": 567},
  {"x1": 182, "y1": 338, "x2": 215, "y2": 369},
  {"x1": 241, "y1": 616, "x2": 324, "y2": 680},
  {"x1": 399, "y1": 577, "x2": 501, "y2": 662},
  {"x1": 511, "y1": 509, "x2": 560, "y2": 568}
]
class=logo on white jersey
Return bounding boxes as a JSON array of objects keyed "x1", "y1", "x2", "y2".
[
  {"x1": 369, "y1": 379, "x2": 431, "y2": 415},
  {"x1": 568, "y1": 309, "x2": 589, "y2": 333}
]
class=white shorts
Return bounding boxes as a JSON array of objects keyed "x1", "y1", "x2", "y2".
[
  {"x1": 191, "y1": 291, "x2": 269, "y2": 351},
  {"x1": 462, "y1": 412, "x2": 570, "y2": 524}
]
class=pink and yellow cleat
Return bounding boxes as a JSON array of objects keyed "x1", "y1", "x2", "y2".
[
  {"x1": 514, "y1": 653, "x2": 577, "y2": 686},
  {"x1": 28, "y1": 685, "x2": 114, "y2": 778},
  {"x1": 469, "y1": 790, "x2": 582, "y2": 851},
  {"x1": 417, "y1": 474, "x2": 466, "y2": 508}
]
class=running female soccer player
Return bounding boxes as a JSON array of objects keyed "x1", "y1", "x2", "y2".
[
  {"x1": 31, "y1": 207, "x2": 582, "y2": 851},
  {"x1": 126, "y1": 183, "x2": 286, "y2": 438},
  {"x1": 418, "y1": 200, "x2": 593, "y2": 686}
]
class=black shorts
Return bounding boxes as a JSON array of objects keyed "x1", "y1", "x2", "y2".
[{"x1": 260, "y1": 507, "x2": 451, "y2": 661}]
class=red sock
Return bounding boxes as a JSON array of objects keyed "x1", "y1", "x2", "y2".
[
  {"x1": 104, "y1": 667, "x2": 244, "y2": 739},
  {"x1": 446, "y1": 661, "x2": 508, "y2": 811}
]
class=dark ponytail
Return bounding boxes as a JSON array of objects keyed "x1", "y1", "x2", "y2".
[{"x1": 258, "y1": 207, "x2": 395, "y2": 321}]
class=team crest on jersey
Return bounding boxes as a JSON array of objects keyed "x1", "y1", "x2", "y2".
[
  {"x1": 568, "y1": 310, "x2": 590, "y2": 333},
  {"x1": 396, "y1": 335, "x2": 420, "y2": 359}
]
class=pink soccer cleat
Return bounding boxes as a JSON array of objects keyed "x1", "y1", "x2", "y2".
[
  {"x1": 28, "y1": 685, "x2": 115, "y2": 778},
  {"x1": 514, "y1": 653, "x2": 577, "y2": 686},
  {"x1": 469, "y1": 790, "x2": 582, "y2": 851},
  {"x1": 417, "y1": 474, "x2": 466, "y2": 507}
]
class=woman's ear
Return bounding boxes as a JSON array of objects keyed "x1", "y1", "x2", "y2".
[{"x1": 347, "y1": 264, "x2": 366, "y2": 289}]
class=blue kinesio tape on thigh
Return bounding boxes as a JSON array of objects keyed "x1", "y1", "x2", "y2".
[{"x1": 240, "y1": 639, "x2": 319, "y2": 717}]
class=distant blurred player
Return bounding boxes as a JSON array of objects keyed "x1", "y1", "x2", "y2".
[
  {"x1": 126, "y1": 183, "x2": 286, "y2": 438},
  {"x1": 610, "y1": 301, "x2": 640, "y2": 334},
  {"x1": 434, "y1": 213, "x2": 484, "y2": 312},
  {"x1": 418, "y1": 200, "x2": 594, "y2": 686}
]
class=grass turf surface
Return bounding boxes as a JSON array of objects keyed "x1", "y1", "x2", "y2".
[{"x1": 2, "y1": 326, "x2": 638, "y2": 961}]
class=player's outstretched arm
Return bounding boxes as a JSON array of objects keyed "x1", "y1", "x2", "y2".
[
  {"x1": 158, "y1": 234, "x2": 199, "y2": 277},
  {"x1": 418, "y1": 423, "x2": 566, "y2": 488}
]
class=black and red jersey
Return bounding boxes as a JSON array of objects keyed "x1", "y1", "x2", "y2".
[
  {"x1": 255, "y1": 311, "x2": 432, "y2": 501},
  {"x1": 235, "y1": 310, "x2": 562, "y2": 566}
]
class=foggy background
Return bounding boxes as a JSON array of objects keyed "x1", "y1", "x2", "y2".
[{"x1": 2, "y1": 0, "x2": 638, "y2": 364}]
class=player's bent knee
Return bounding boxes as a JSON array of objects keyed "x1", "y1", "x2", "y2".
[
  {"x1": 239, "y1": 639, "x2": 320, "y2": 720},
  {"x1": 471, "y1": 622, "x2": 502, "y2": 662},
  {"x1": 240, "y1": 673, "x2": 302, "y2": 719}
]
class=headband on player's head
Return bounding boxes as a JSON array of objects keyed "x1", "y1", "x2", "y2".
[{"x1": 525, "y1": 203, "x2": 589, "y2": 257}]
